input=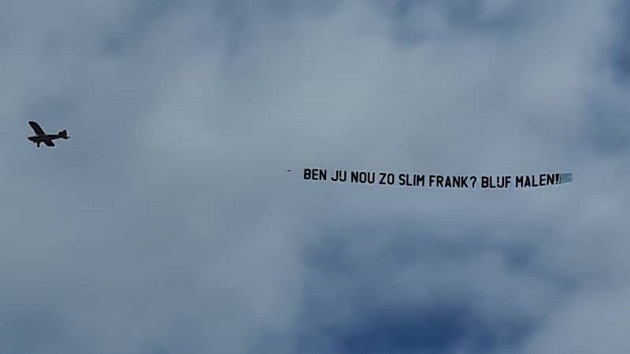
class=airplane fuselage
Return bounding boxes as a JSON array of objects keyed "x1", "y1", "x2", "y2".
[{"x1": 28, "y1": 134, "x2": 63, "y2": 142}]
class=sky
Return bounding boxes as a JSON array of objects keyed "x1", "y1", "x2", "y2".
[{"x1": 1, "y1": 0, "x2": 629, "y2": 353}]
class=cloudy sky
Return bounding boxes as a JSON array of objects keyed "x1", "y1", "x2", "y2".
[{"x1": 1, "y1": 0, "x2": 629, "y2": 353}]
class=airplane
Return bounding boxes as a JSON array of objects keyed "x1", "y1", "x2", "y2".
[{"x1": 27, "y1": 121, "x2": 70, "y2": 147}]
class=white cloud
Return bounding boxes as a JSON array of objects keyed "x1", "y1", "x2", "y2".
[{"x1": 0, "y1": 0, "x2": 629, "y2": 353}]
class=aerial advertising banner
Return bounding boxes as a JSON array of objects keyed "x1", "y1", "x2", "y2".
[{"x1": 298, "y1": 168, "x2": 572, "y2": 189}]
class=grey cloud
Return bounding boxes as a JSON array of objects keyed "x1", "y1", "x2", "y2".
[{"x1": 1, "y1": 0, "x2": 629, "y2": 353}]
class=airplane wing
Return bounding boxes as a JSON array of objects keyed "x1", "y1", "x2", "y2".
[
  {"x1": 28, "y1": 121, "x2": 46, "y2": 136},
  {"x1": 43, "y1": 139, "x2": 55, "y2": 147}
]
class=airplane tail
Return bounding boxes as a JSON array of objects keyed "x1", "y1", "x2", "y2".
[{"x1": 58, "y1": 130, "x2": 69, "y2": 139}]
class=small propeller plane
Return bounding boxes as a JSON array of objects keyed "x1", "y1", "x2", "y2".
[{"x1": 27, "y1": 121, "x2": 70, "y2": 147}]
